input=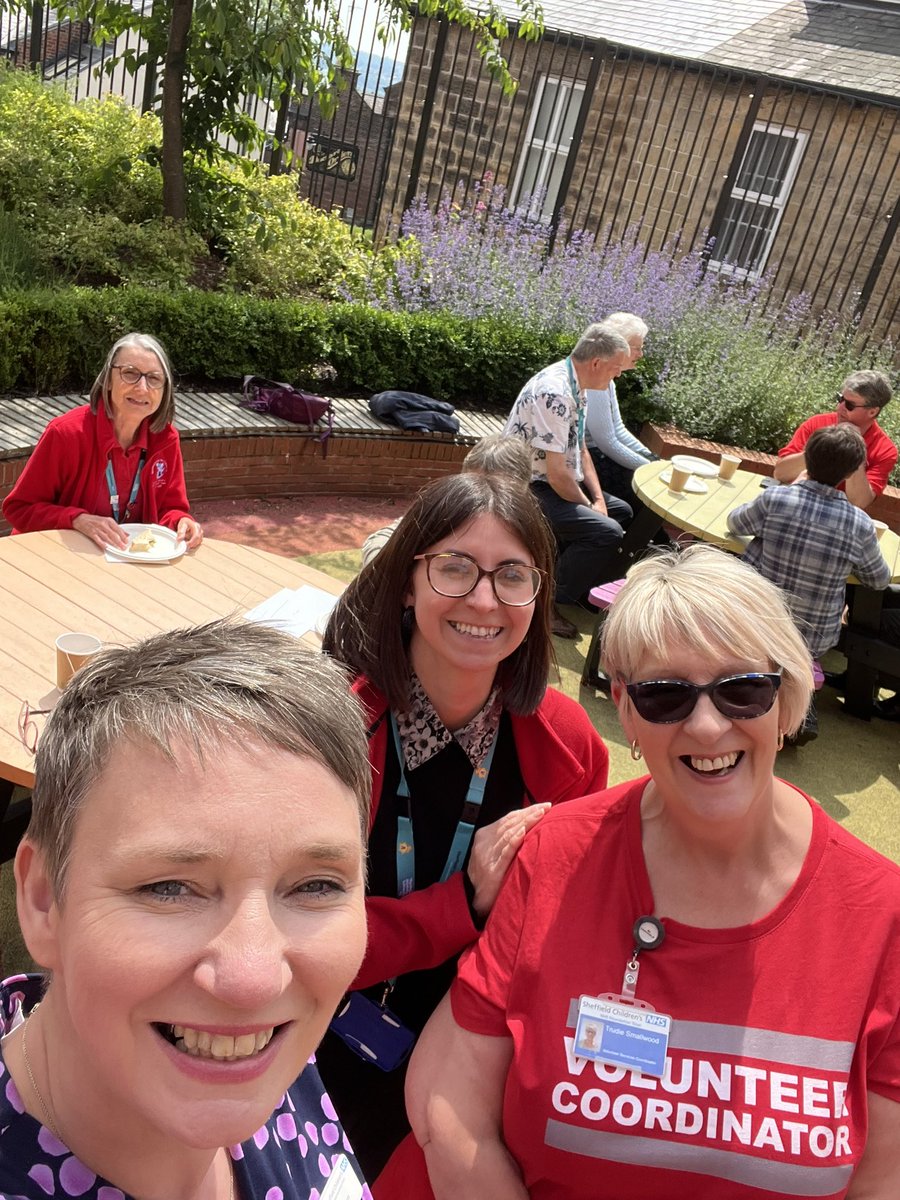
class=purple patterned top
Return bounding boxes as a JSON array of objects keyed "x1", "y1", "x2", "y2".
[{"x1": 0, "y1": 976, "x2": 371, "y2": 1200}]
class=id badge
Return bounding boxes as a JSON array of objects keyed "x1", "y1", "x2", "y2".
[
  {"x1": 320, "y1": 1154, "x2": 364, "y2": 1200},
  {"x1": 574, "y1": 994, "x2": 671, "y2": 1078},
  {"x1": 329, "y1": 992, "x2": 416, "y2": 1072}
]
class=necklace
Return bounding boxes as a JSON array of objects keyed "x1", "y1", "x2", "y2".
[{"x1": 20, "y1": 1012, "x2": 235, "y2": 1200}]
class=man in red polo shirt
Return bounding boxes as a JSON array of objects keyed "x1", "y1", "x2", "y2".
[{"x1": 774, "y1": 370, "x2": 896, "y2": 510}]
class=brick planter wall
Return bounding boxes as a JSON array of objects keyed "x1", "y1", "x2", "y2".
[
  {"x1": 0, "y1": 432, "x2": 471, "y2": 536},
  {"x1": 643, "y1": 423, "x2": 900, "y2": 531}
]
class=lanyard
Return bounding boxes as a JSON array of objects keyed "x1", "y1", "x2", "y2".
[
  {"x1": 565, "y1": 357, "x2": 587, "y2": 448},
  {"x1": 105, "y1": 450, "x2": 146, "y2": 524},
  {"x1": 391, "y1": 712, "x2": 498, "y2": 898}
]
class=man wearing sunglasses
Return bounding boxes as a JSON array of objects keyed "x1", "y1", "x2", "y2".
[{"x1": 774, "y1": 369, "x2": 896, "y2": 511}]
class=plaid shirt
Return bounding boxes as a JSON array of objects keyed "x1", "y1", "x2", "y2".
[{"x1": 727, "y1": 480, "x2": 891, "y2": 655}]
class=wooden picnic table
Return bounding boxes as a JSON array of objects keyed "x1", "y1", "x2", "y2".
[
  {"x1": 0, "y1": 530, "x2": 344, "y2": 854},
  {"x1": 627, "y1": 460, "x2": 900, "y2": 718}
]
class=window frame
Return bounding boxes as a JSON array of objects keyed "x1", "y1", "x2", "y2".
[
  {"x1": 511, "y1": 73, "x2": 587, "y2": 224},
  {"x1": 709, "y1": 121, "x2": 808, "y2": 281}
]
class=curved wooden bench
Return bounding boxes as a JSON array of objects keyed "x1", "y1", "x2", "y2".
[{"x1": 0, "y1": 392, "x2": 506, "y2": 535}]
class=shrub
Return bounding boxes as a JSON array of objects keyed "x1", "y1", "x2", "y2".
[{"x1": 0, "y1": 287, "x2": 563, "y2": 403}]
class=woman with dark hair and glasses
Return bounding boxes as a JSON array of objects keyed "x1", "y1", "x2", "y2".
[
  {"x1": 319, "y1": 472, "x2": 609, "y2": 1189},
  {"x1": 408, "y1": 543, "x2": 900, "y2": 1200},
  {"x1": 3, "y1": 333, "x2": 202, "y2": 550}
]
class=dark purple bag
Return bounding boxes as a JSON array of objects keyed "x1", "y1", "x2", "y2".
[{"x1": 240, "y1": 376, "x2": 334, "y2": 456}]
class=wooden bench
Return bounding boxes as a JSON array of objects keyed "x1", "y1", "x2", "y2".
[{"x1": 0, "y1": 392, "x2": 506, "y2": 535}]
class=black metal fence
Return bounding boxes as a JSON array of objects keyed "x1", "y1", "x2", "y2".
[{"x1": 2, "y1": 2, "x2": 898, "y2": 344}]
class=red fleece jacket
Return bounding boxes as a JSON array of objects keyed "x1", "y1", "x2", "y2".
[
  {"x1": 351, "y1": 676, "x2": 609, "y2": 991},
  {"x1": 3, "y1": 402, "x2": 192, "y2": 533}
]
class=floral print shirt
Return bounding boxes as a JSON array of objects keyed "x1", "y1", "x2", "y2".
[
  {"x1": 395, "y1": 675, "x2": 502, "y2": 773},
  {"x1": 502, "y1": 358, "x2": 584, "y2": 483}
]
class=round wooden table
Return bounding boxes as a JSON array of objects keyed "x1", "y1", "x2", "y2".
[{"x1": 0, "y1": 529, "x2": 344, "y2": 795}]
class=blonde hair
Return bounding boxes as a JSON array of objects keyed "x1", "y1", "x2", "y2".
[{"x1": 601, "y1": 544, "x2": 813, "y2": 735}]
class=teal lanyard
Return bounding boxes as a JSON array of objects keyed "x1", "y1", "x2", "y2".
[
  {"x1": 566, "y1": 357, "x2": 587, "y2": 448},
  {"x1": 105, "y1": 450, "x2": 146, "y2": 524},
  {"x1": 391, "y1": 712, "x2": 497, "y2": 898}
]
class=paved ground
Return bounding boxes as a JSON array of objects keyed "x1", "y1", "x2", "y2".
[{"x1": 192, "y1": 494, "x2": 411, "y2": 556}]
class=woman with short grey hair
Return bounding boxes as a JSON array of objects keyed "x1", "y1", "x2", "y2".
[{"x1": 1, "y1": 619, "x2": 371, "y2": 1199}]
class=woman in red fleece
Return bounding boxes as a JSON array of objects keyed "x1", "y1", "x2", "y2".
[
  {"x1": 3, "y1": 333, "x2": 202, "y2": 551},
  {"x1": 318, "y1": 472, "x2": 609, "y2": 1190}
]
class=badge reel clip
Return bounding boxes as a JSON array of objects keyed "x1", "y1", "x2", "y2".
[
  {"x1": 329, "y1": 982, "x2": 416, "y2": 1073},
  {"x1": 574, "y1": 916, "x2": 672, "y2": 1078}
]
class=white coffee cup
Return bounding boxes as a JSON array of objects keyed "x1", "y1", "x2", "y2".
[
  {"x1": 718, "y1": 453, "x2": 741, "y2": 481},
  {"x1": 56, "y1": 633, "x2": 102, "y2": 690},
  {"x1": 871, "y1": 520, "x2": 889, "y2": 541},
  {"x1": 668, "y1": 464, "x2": 691, "y2": 493}
]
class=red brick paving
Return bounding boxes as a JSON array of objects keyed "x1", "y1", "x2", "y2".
[{"x1": 192, "y1": 493, "x2": 411, "y2": 557}]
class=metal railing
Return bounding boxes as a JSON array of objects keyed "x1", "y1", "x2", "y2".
[{"x1": 2, "y1": 2, "x2": 898, "y2": 343}]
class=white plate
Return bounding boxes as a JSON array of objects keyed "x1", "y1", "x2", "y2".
[
  {"x1": 106, "y1": 524, "x2": 187, "y2": 563},
  {"x1": 670, "y1": 454, "x2": 719, "y2": 478},
  {"x1": 660, "y1": 470, "x2": 708, "y2": 494}
]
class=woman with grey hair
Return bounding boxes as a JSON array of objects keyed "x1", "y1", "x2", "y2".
[
  {"x1": 1, "y1": 619, "x2": 371, "y2": 1199},
  {"x1": 584, "y1": 312, "x2": 658, "y2": 507},
  {"x1": 407, "y1": 543, "x2": 900, "y2": 1200},
  {"x1": 3, "y1": 332, "x2": 203, "y2": 551}
]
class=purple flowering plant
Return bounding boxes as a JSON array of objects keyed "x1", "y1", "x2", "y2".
[{"x1": 354, "y1": 183, "x2": 896, "y2": 470}]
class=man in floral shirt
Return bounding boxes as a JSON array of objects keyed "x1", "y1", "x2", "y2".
[{"x1": 503, "y1": 324, "x2": 631, "y2": 635}]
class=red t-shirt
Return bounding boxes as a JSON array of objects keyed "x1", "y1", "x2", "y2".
[
  {"x1": 779, "y1": 412, "x2": 898, "y2": 496},
  {"x1": 452, "y1": 779, "x2": 900, "y2": 1200}
]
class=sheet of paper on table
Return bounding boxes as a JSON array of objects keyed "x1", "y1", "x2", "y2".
[{"x1": 244, "y1": 585, "x2": 339, "y2": 639}]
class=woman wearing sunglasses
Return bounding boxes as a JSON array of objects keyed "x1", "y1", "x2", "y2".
[
  {"x1": 408, "y1": 543, "x2": 900, "y2": 1200},
  {"x1": 2, "y1": 332, "x2": 202, "y2": 551},
  {"x1": 319, "y1": 472, "x2": 610, "y2": 1190}
]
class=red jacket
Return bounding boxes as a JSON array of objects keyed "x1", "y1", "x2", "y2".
[
  {"x1": 351, "y1": 676, "x2": 609, "y2": 991},
  {"x1": 3, "y1": 402, "x2": 192, "y2": 533}
]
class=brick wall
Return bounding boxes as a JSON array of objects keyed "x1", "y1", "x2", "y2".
[{"x1": 0, "y1": 433, "x2": 471, "y2": 536}]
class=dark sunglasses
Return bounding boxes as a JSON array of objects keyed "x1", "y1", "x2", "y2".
[
  {"x1": 835, "y1": 393, "x2": 870, "y2": 413},
  {"x1": 625, "y1": 672, "x2": 782, "y2": 724}
]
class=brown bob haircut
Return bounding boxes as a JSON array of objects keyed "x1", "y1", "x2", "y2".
[{"x1": 323, "y1": 473, "x2": 557, "y2": 715}]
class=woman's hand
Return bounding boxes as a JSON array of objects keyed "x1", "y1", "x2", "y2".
[
  {"x1": 467, "y1": 804, "x2": 551, "y2": 918},
  {"x1": 176, "y1": 517, "x2": 204, "y2": 549},
  {"x1": 72, "y1": 512, "x2": 130, "y2": 550}
]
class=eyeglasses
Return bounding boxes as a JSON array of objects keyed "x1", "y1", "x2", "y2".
[
  {"x1": 112, "y1": 365, "x2": 166, "y2": 390},
  {"x1": 414, "y1": 552, "x2": 543, "y2": 606},
  {"x1": 625, "y1": 672, "x2": 782, "y2": 724},
  {"x1": 17, "y1": 700, "x2": 52, "y2": 754},
  {"x1": 835, "y1": 393, "x2": 870, "y2": 413}
]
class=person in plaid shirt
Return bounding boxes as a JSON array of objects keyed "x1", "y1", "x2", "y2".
[{"x1": 727, "y1": 425, "x2": 890, "y2": 742}]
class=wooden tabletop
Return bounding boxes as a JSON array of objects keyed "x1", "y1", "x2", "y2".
[
  {"x1": 0, "y1": 530, "x2": 345, "y2": 789},
  {"x1": 633, "y1": 460, "x2": 900, "y2": 581}
]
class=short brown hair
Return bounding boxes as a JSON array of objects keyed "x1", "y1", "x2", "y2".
[
  {"x1": 805, "y1": 424, "x2": 866, "y2": 486},
  {"x1": 28, "y1": 619, "x2": 371, "y2": 897},
  {"x1": 323, "y1": 473, "x2": 556, "y2": 714}
]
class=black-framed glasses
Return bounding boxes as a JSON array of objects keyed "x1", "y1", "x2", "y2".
[
  {"x1": 835, "y1": 393, "x2": 870, "y2": 413},
  {"x1": 414, "y1": 552, "x2": 543, "y2": 606},
  {"x1": 625, "y1": 672, "x2": 782, "y2": 724},
  {"x1": 112, "y1": 364, "x2": 166, "y2": 390},
  {"x1": 17, "y1": 700, "x2": 52, "y2": 755}
]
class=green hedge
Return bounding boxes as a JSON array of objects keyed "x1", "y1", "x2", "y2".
[{"x1": 0, "y1": 287, "x2": 575, "y2": 407}]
